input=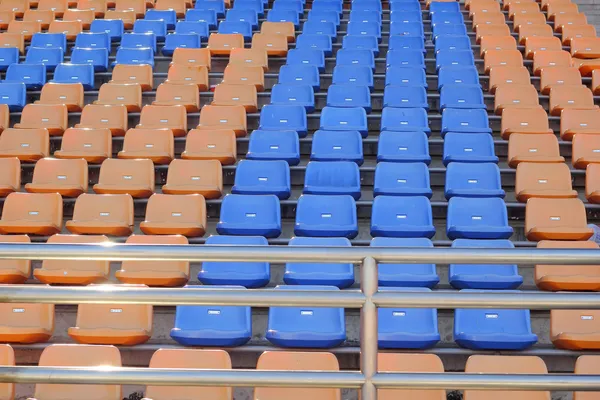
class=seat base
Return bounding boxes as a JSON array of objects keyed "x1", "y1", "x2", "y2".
[
  {"x1": 526, "y1": 227, "x2": 594, "y2": 241},
  {"x1": 181, "y1": 152, "x2": 236, "y2": 165},
  {"x1": 552, "y1": 333, "x2": 600, "y2": 350},
  {"x1": 0, "y1": 185, "x2": 17, "y2": 197},
  {"x1": 508, "y1": 155, "x2": 565, "y2": 168},
  {"x1": 161, "y1": 184, "x2": 222, "y2": 199},
  {"x1": 66, "y1": 221, "x2": 133, "y2": 236},
  {"x1": 54, "y1": 150, "x2": 109, "y2": 164},
  {"x1": 455, "y1": 333, "x2": 538, "y2": 350},
  {"x1": 33, "y1": 269, "x2": 108, "y2": 285},
  {"x1": 536, "y1": 275, "x2": 600, "y2": 291},
  {"x1": 0, "y1": 222, "x2": 61, "y2": 236},
  {"x1": 68, "y1": 327, "x2": 151, "y2": 345},
  {"x1": 115, "y1": 270, "x2": 189, "y2": 287},
  {"x1": 0, "y1": 270, "x2": 28, "y2": 284},
  {"x1": 0, "y1": 151, "x2": 45, "y2": 162},
  {"x1": 93, "y1": 184, "x2": 154, "y2": 198},
  {"x1": 24, "y1": 183, "x2": 85, "y2": 198},
  {"x1": 139, "y1": 222, "x2": 206, "y2": 237},
  {"x1": 118, "y1": 152, "x2": 173, "y2": 165},
  {"x1": 170, "y1": 328, "x2": 251, "y2": 347},
  {"x1": 0, "y1": 328, "x2": 52, "y2": 344},
  {"x1": 516, "y1": 189, "x2": 578, "y2": 202}
]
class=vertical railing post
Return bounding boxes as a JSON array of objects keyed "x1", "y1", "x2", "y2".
[{"x1": 361, "y1": 256, "x2": 378, "y2": 400}]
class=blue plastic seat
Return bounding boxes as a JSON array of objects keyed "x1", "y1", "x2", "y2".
[
  {"x1": 266, "y1": 8, "x2": 300, "y2": 26},
  {"x1": 185, "y1": 9, "x2": 218, "y2": 29},
  {"x1": 163, "y1": 33, "x2": 201, "y2": 56},
  {"x1": 385, "y1": 66, "x2": 427, "y2": 87},
  {"x1": 349, "y1": 10, "x2": 381, "y2": 23},
  {"x1": 217, "y1": 21, "x2": 253, "y2": 41},
  {"x1": 370, "y1": 238, "x2": 439, "y2": 287},
  {"x1": 377, "y1": 131, "x2": 431, "y2": 164},
  {"x1": 0, "y1": 48, "x2": 19, "y2": 72},
  {"x1": 374, "y1": 162, "x2": 432, "y2": 197},
  {"x1": 441, "y1": 108, "x2": 492, "y2": 136},
  {"x1": 231, "y1": 159, "x2": 291, "y2": 199},
  {"x1": 326, "y1": 84, "x2": 371, "y2": 113},
  {"x1": 389, "y1": 21, "x2": 425, "y2": 37},
  {"x1": 436, "y1": 50, "x2": 476, "y2": 71},
  {"x1": 259, "y1": 104, "x2": 308, "y2": 137},
  {"x1": 272, "y1": 0, "x2": 303, "y2": 15},
  {"x1": 195, "y1": 0, "x2": 226, "y2": 18},
  {"x1": 438, "y1": 66, "x2": 480, "y2": 90},
  {"x1": 52, "y1": 63, "x2": 95, "y2": 90},
  {"x1": 371, "y1": 195, "x2": 435, "y2": 238},
  {"x1": 198, "y1": 237, "x2": 271, "y2": 287},
  {"x1": 295, "y1": 194, "x2": 358, "y2": 238},
  {"x1": 232, "y1": 0, "x2": 264, "y2": 17},
  {"x1": 432, "y1": 23, "x2": 468, "y2": 39},
  {"x1": 445, "y1": 162, "x2": 505, "y2": 199},
  {"x1": 113, "y1": 48, "x2": 154, "y2": 68},
  {"x1": 285, "y1": 237, "x2": 354, "y2": 288},
  {"x1": 24, "y1": 47, "x2": 63, "y2": 71},
  {"x1": 383, "y1": 85, "x2": 428, "y2": 109},
  {"x1": 4, "y1": 64, "x2": 46, "y2": 90},
  {"x1": 381, "y1": 107, "x2": 430, "y2": 134},
  {"x1": 435, "y1": 35, "x2": 471, "y2": 53},
  {"x1": 246, "y1": 129, "x2": 300, "y2": 165},
  {"x1": 454, "y1": 290, "x2": 538, "y2": 350},
  {"x1": 175, "y1": 21, "x2": 210, "y2": 40},
  {"x1": 347, "y1": 21, "x2": 382, "y2": 42},
  {"x1": 145, "y1": 10, "x2": 177, "y2": 30},
  {"x1": 311, "y1": 0, "x2": 343, "y2": 14},
  {"x1": 390, "y1": 1, "x2": 421, "y2": 12},
  {"x1": 0, "y1": 82, "x2": 26, "y2": 111},
  {"x1": 74, "y1": 32, "x2": 110, "y2": 50},
  {"x1": 439, "y1": 84, "x2": 485, "y2": 111},
  {"x1": 331, "y1": 65, "x2": 374, "y2": 91},
  {"x1": 171, "y1": 285, "x2": 252, "y2": 346},
  {"x1": 270, "y1": 83, "x2": 315, "y2": 112},
  {"x1": 378, "y1": 287, "x2": 441, "y2": 349},
  {"x1": 296, "y1": 33, "x2": 333, "y2": 56},
  {"x1": 386, "y1": 49, "x2": 425, "y2": 68},
  {"x1": 307, "y1": 9, "x2": 340, "y2": 25},
  {"x1": 133, "y1": 20, "x2": 167, "y2": 41},
  {"x1": 286, "y1": 48, "x2": 325, "y2": 72},
  {"x1": 447, "y1": 197, "x2": 513, "y2": 240},
  {"x1": 310, "y1": 130, "x2": 364, "y2": 164},
  {"x1": 267, "y1": 285, "x2": 346, "y2": 348},
  {"x1": 226, "y1": 9, "x2": 259, "y2": 28},
  {"x1": 431, "y1": 11, "x2": 464, "y2": 25},
  {"x1": 120, "y1": 33, "x2": 157, "y2": 52},
  {"x1": 443, "y1": 132, "x2": 498, "y2": 165},
  {"x1": 336, "y1": 49, "x2": 375, "y2": 71},
  {"x1": 449, "y1": 240, "x2": 523, "y2": 289},
  {"x1": 303, "y1": 20, "x2": 337, "y2": 43},
  {"x1": 430, "y1": 1, "x2": 460, "y2": 13},
  {"x1": 71, "y1": 48, "x2": 109, "y2": 72},
  {"x1": 389, "y1": 10, "x2": 422, "y2": 23},
  {"x1": 217, "y1": 194, "x2": 281, "y2": 238},
  {"x1": 304, "y1": 161, "x2": 361, "y2": 199},
  {"x1": 278, "y1": 64, "x2": 321, "y2": 91},
  {"x1": 342, "y1": 35, "x2": 379, "y2": 57},
  {"x1": 351, "y1": 0, "x2": 382, "y2": 12},
  {"x1": 90, "y1": 19, "x2": 124, "y2": 42},
  {"x1": 30, "y1": 33, "x2": 66, "y2": 53},
  {"x1": 320, "y1": 106, "x2": 368, "y2": 136}
]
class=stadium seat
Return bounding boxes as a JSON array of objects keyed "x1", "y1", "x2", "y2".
[
  {"x1": 539, "y1": 66, "x2": 582, "y2": 94},
  {"x1": 47, "y1": 20, "x2": 82, "y2": 41},
  {"x1": 227, "y1": 9, "x2": 259, "y2": 29},
  {"x1": 388, "y1": 36, "x2": 426, "y2": 54},
  {"x1": 311, "y1": 0, "x2": 343, "y2": 14},
  {"x1": 386, "y1": 49, "x2": 425, "y2": 69},
  {"x1": 574, "y1": 356, "x2": 600, "y2": 400},
  {"x1": 90, "y1": 19, "x2": 124, "y2": 42},
  {"x1": 371, "y1": 195, "x2": 435, "y2": 238},
  {"x1": 199, "y1": 236, "x2": 270, "y2": 287},
  {"x1": 488, "y1": 66, "x2": 531, "y2": 93},
  {"x1": 120, "y1": 33, "x2": 157, "y2": 52},
  {"x1": 218, "y1": 21, "x2": 253, "y2": 41},
  {"x1": 512, "y1": 12, "x2": 547, "y2": 33},
  {"x1": 35, "y1": 82, "x2": 83, "y2": 111},
  {"x1": 383, "y1": 85, "x2": 427, "y2": 109},
  {"x1": 479, "y1": 36, "x2": 518, "y2": 57},
  {"x1": 25, "y1": 158, "x2": 87, "y2": 197},
  {"x1": 0, "y1": 235, "x2": 29, "y2": 284},
  {"x1": 93, "y1": 158, "x2": 154, "y2": 198},
  {"x1": 266, "y1": 285, "x2": 346, "y2": 348},
  {"x1": 561, "y1": 24, "x2": 595, "y2": 46},
  {"x1": 310, "y1": 129, "x2": 363, "y2": 164},
  {"x1": 70, "y1": 47, "x2": 109, "y2": 72},
  {"x1": 217, "y1": 194, "x2": 281, "y2": 238},
  {"x1": 303, "y1": 161, "x2": 361, "y2": 199},
  {"x1": 0, "y1": 33, "x2": 24, "y2": 55},
  {"x1": 295, "y1": 194, "x2": 358, "y2": 238},
  {"x1": 30, "y1": 33, "x2": 66, "y2": 51},
  {"x1": 246, "y1": 129, "x2": 300, "y2": 165},
  {"x1": 0, "y1": 82, "x2": 25, "y2": 111},
  {"x1": 145, "y1": 9, "x2": 177, "y2": 29},
  {"x1": 232, "y1": 159, "x2": 290, "y2": 199},
  {"x1": 586, "y1": 163, "x2": 600, "y2": 203},
  {"x1": 0, "y1": 0, "x2": 28, "y2": 18},
  {"x1": 229, "y1": 48, "x2": 269, "y2": 71},
  {"x1": 524, "y1": 36, "x2": 563, "y2": 59},
  {"x1": 303, "y1": 20, "x2": 337, "y2": 41},
  {"x1": 308, "y1": 9, "x2": 340, "y2": 26},
  {"x1": 435, "y1": 35, "x2": 471, "y2": 52},
  {"x1": 508, "y1": 133, "x2": 565, "y2": 168},
  {"x1": 571, "y1": 37, "x2": 600, "y2": 59},
  {"x1": 347, "y1": 21, "x2": 382, "y2": 42},
  {"x1": 342, "y1": 34, "x2": 379, "y2": 56},
  {"x1": 54, "y1": 128, "x2": 111, "y2": 163},
  {"x1": 439, "y1": 84, "x2": 485, "y2": 111},
  {"x1": 66, "y1": 193, "x2": 134, "y2": 236},
  {"x1": 74, "y1": 32, "x2": 110, "y2": 50},
  {"x1": 319, "y1": 106, "x2": 368, "y2": 135},
  {"x1": 436, "y1": 50, "x2": 475, "y2": 72},
  {"x1": 118, "y1": 128, "x2": 173, "y2": 164},
  {"x1": 23, "y1": 10, "x2": 54, "y2": 31},
  {"x1": 181, "y1": 128, "x2": 237, "y2": 165},
  {"x1": 0, "y1": 127, "x2": 49, "y2": 162},
  {"x1": 560, "y1": 109, "x2": 600, "y2": 141},
  {"x1": 535, "y1": 240, "x2": 600, "y2": 291},
  {"x1": 438, "y1": 66, "x2": 480, "y2": 90},
  {"x1": 198, "y1": 105, "x2": 246, "y2": 136},
  {"x1": 110, "y1": 64, "x2": 153, "y2": 91},
  {"x1": 381, "y1": 107, "x2": 431, "y2": 134},
  {"x1": 94, "y1": 83, "x2": 142, "y2": 112},
  {"x1": 207, "y1": 33, "x2": 244, "y2": 55},
  {"x1": 296, "y1": 33, "x2": 333, "y2": 56},
  {"x1": 447, "y1": 197, "x2": 513, "y2": 239},
  {"x1": 445, "y1": 162, "x2": 504, "y2": 199},
  {"x1": 500, "y1": 107, "x2": 553, "y2": 139},
  {"x1": 212, "y1": 83, "x2": 257, "y2": 111},
  {"x1": 336, "y1": 49, "x2": 375, "y2": 71},
  {"x1": 171, "y1": 48, "x2": 211, "y2": 70},
  {"x1": 455, "y1": 291, "x2": 538, "y2": 350},
  {"x1": 0, "y1": 187, "x2": 59, "y2": 234},
  {"x1": 155, "y1": 0, "x2": 187, "y2": 17},
  {"x1": 113, "y1": 48, "x2": 154, "y2": 68},
  {"x1": 175, "y1": 21, "x2": 210, "y2": 40},
  {"x1": 389, "y1": 21, "x2": 425, "y2": 37},
  {"x1": 327, "y1": 84, "x2": 372, "y2": 112},
  {"x1": 154, "y1": 82, "x2": 200, "y2": 112},
  {"x1": 441, "y1": 108, "x2": 492, "y2": 136},
  {"x1": 76, "y1": 104, "x2": 128, "y2": 136},
  {"x1": 222, "y1": 64, "x2": 264, "y2": 91},
  {"x1": 137, "y1": 104, "x2": 187, "y2": 137},
  {"x1": 377, "y1": 353, "x2": 446, "y2": 400},
  {"x1": 474, "y1": 23, "x2": 511, "y2": 44},
  {"x1": 433, "y1": 23, "x2": 468, "y2": 39},
  {"x1": 271, "y1": 83, "x2": 315, "y2": 112},
  {"x1": 525, "y1": 198, "x2": 593, "y2": 241},
  {"x1": 7, "y1": 21, "x2": 41, "y2": 41},
  {"x1": 551, "y1": 309, "x2": 600, "y2": 350},
  {"x1": 278, "y1": 64, "x2": 320, "y2": 91},
  {"x1": 533, "y1": 50, "x2": 572, "y2": 75},
  {"x1": 140, "y1": 194, "x2": 207, "y2": 237},
  {"x1": 332, "y1": 65, "x2": 373, "y2": 90},
  {"x1": 165, "y1": 65, "x2": 208, "y2": 91},
  {"x1": 374, "y1": 162, "x2": 431, "y2": 197},
  {"x1": 14, "y1": 104, "x2": 67, "y2": 136},
  {"x1": 0, "y1": 301, "x2": 54, "y2": 343},
  {"x1": 0, "y1": 47, "x2": 18, "y2": 73},
  {"x1": 554, "y1": 11, "x2": 588, "y2": 31},
  {"x1": 549, "y1": 85, "x2": 597, "y2": 116},
  {"x1": 259, "y1": 104, "x2": 308, "y2": 137},
  {"x1": 62, "y1": 9, "x2": 94, "y2": 29},
  {"x1": 37, "y1": 0, "x2": 67, "y2": 16},
  {"x1": 430, "y1": 1, "x2": 460, "y2": 12},
  {"x1": 4, "y1": 63, "x2": 45, "y2": 89},
  {"x1": 377, "y1": 130, "x2": 431, "y2": 164},
  {"x1": 0, "y1": 157, "x2": 19, "y2": 198},
  {"x1": 515, "y1": 162, "x2": 577, "y2": 202},
  {"x1": 378, "y1": 287, "x2": 440, "y2": 349},
  {"x1": 494, "y1": 84, "x2": 540, "y2": 114},
  {"x1": 195, "y1": 0, "x2": 225, "y2": 17},
  {"x1": 572, "y1": 133, "x2": 600, "y2": 169}
]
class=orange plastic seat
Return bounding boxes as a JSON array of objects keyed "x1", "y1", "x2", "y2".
[
  {"x1": 222, "y1": 64, "x2": 265, "y2": 92},
  {"x1": 137, "y1": 105, "x2": 187, "y2": 137},
  {"x1": 77, "y1": 0, "x2": 107, "y2": 17},
  {"x1": 524, "y1": 36, "x2": 562, "y2": 59},
  {"x1": 48, "y1": 20, "x2": 82, "y2": 41},
  {"x1": 494, "y1": 84, "x2": 540, "y2": 114},
  {"x1": 115, "y1": 0, "x2": 146, "y2": 18},
  {"x1": 586, "y1": 163, "x2": 600, "y2": 203},
  {"x1": 0, "y1": 128, "x2": 49, "y2": 162},
  {"x1": 261, "y1": 21, "x2": 295, "y2": 42},
  {"x1": 547, "y1": 1, "x2": 579, "y2": 20},
  {"x1": 551, "y1": 309, "x2": 600, "y2": 349},
  {"x1": 0, "y1": 33, "x2": 24, "y2": 54},
  {"x1": 14, "y1": 104, "x2": 68, "y2": 136},
  {"x1": 541, "y1": 0, "x2": 569, "y2": 11},
  {"x1": 76, "y1": 104, "x2": 129, "y2": 136},
  {"x1": 464, "y1": 355, "x2": 549, "y2": 400},
  {"x1": 560, "y1": 108, "x2": 600, "y2": 141},
  {"x1": 571, "y1": 37, "x2": 600, "y2": 59},
  {"x1": 54, "y1": 128, "x2": 112, "y2": 164},
  {"x1": 525, "y1": 198, "x2": 593, "y2": 241},
  {"x1": 197, "y1": 105, "x2": 247, "y2": 137},
  {"x1": 93, "y1": 158, "x2": 155, "y2": 198},
  {"x1": 23, "y1": 9, "x2": 54, "y2": 29},
  {"x1": 33, "y1": 344, "x2": 122, "y2": 400},
  {"x1": 475, "y1": 23, "x2": 511, "y2": 43},
  {"x1": 171, "y1": 48, "x2": 211, "y2": 70},
  {"x1": 162, "y1": 159, "x2": 223, "y2": 198},
  {"x1": 155, "y1": 0, "x2": 187, "y2": 18},
  {"x1": 0, "y1": 0, "x2": 29, "y2": 17},
  {"x1": 7, "y1": 20, "x2": 41, "y2": 41},
  {"x1": 62, "y1": 9, "x2": 95, "y2": 29},
  {"x1": 252, "y1": 33, "x2": 288, "y2": 56},
  {"x1": 0, "y1": 158, "x2": 20, "y2": 197},
  {"x1": 479, "y1": 35, "x2": 518, "y2": 57},
  {"x1": 143, "y1": 349, "x2": 231, "y2": 400},
  {"x1": 378, "y1": 353, "x2": 445, "y2": 400},
  {"x1": 467, "y1": 0, "x2": 500, "y2": 11},
  {"x1": 471, "y1": 11, "x2": 506, "y2": 27},
  {"x1": 562, "y1": 25, "x2": 596, "y2": 45},
  {"x1": 165, "y1": 65, "x2": 209, "y2": 91},
  {"x1": 515, "y1": 162, "x2": 577, "y2": 202},
  {"x1": 501, "y1": 106, "x2": 552, "y2": 139},
  {"x1": 571, "y1": 57, "x2": 600, "y2": 77},
  {"x1": 535, "y1": 240, "x2": 600, "y2": 291},
  {"x1": 489, "y1": 66, "x2": 531, "y2": 93},
  {"x1": 104, "y1": 10, "x2": 135, "y2": 29},
  {"x1": 507, "y1": 133, "x2": 565, "y2": 168},
  {"x1": 574, "y1": 356, "x2": 600, "y2": 400},
  {"x1": 0, "y1": 302, "x2": 53, "y2": 343},
  {"x1": 549, "y1": 85, "x2": 597, "y2": 116},
  {"x1": 181, "y1": 128, "x2": 237, "y2": 165},
  {"x1": 533, "y1": 50, "x2": 572, "y2": 75},
  {"x1": 25, "y1": 158, "x2": 88, "y2": 197},
  {"x1": 140, "y1": 193, "x2": 207, "y2": 236},
  {"x1": 153, "y1": 82, "x2": 200, "y2": 112},
  {"x1": 0, "y1": 235, "x2": 30, "y2": 284},
  {"x1": 572, "y1": 133, "x2": 600, "y2": 169},
  {"x1": 94, "y1": 83, "x2": 142, "y2": 112},
  {"x1": 508, "y1": 1, "x2": 540, "y2": 19},
  {"x1": 208, "y1": 33, "x2": 244, "y2": 56},
  {"x1": 0, "y1": 345, "x2": 14, "y2": 400},
  {"x1": 116, "y1": 235, "x2": 190, "y2": 286},
  {"x1": 110, "y1": 64, "x2": 154, "y2": 92},
  {"x1": 35, "y1": 234, "x2": 110, "y2": 285},
  {"x1": 503, "y1": 0, "x2": 535, "y2": 10},
  {"x1": 512, "y1": 12, "x2": 547, "y2": 32},
  {"x1": 484, "y1": 49, "x2": 524, "y2": 74},
  {"x1": 254, "y1": 351, "x2": 340, "y2": 400},
  {"x1": 66, "y1": 193, "x2": 134, "y2": 236},
  {"x1": 0, "y1": 103, "x2": 9, "y2": 134},
  {"x1": 37, "y1": 0, "x2": 67, "y2": 17},
  {"x1": 518, "y1": 23, "x2": 554, "y2": 45},
  {"x1": 212, "y1": 83, "x2": 258, "y2": 112},
  {"x1": 539, "y1": 66, "x2": 582, "y2": 94},
  {"x1": 35, "y1": 82, "x2": 84, "y2": 112},
  {"x1": 469, "y1": 1, "x2": 501, "y2": 17},
  {"x1": 0, "y1": 192, "x2": 62, "y2": 236},
  {"x1": 554, "y1": 12, "x2": 588, "y2": 33},
  {"x1": 118, "y1": 128, "x2": 174, "y2": 164},
  {"x1": 228, "y1": 49, "x2": 268, "y2": 70}
]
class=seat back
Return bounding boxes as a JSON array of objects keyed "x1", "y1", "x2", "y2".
[
  {"x1": 535, "y1": 240, "x2": 600, "y2": 291},
  {"x1": 7, "y1": 20, "x2": 42, "y2": 40},
  {"x1": 494, "y1": 84, "x2": 539, "y2": 113},
  {"x1": 55, "y1": 128, "x2": 112, "y2": 163},
  {"x1": 16, "y1": 104, "x2": 68, "y2": 134},
  {"x1": 549, "y1": 85, "x2": 596, "y2": 115},
  {"x1": 137, "y1": 104, "x2": 187, "y2": 136},
  {"x1": 163, "y1": 159, "x2": 222, "y2": 196},
  {"x1": 525, "y1": 198, "x2": 592, "y2": 240},
  {"x1": 0, "y1": 192, "x2": 62, "y2": 234},
  {"x1": 378, "y1": 353, "x2": 446, "y2": 400},
  {"x1": 479, "y1": 36, "x2": 517, "y2": 57},
  {"x1": 154, "y1": 82, "x2": 200, "y2": 111},
  {"x1": 229, "y1": 48, "x2": 268, "y2": 70},
  {"x1": 515, "y1": 162, "x2": 575, "y2": 201},
  {"x1": 48, "y1": 20, "x2": 82, "y2": 40},
  {"x1": 500, "y1": 106, "x2": 551, "y2": 139},
  {"x1": 0, "y1": 301, "x2": 54, "y2": 342},
  {"x1": 198, "y1": 105, "x2": 247, "y2": 135},
  {"x1": 23, "y1": 10, "x2": 54, "y2": 29},
  {"x1": 41, "y1": 234, "x2": 109, "y2": 273},
  {"x1": 182, "y1": 128, "x2": 237, "y2": 164},
  {"x1": 69, "y1": 193, "x2": 134, "y2": 230},
  {"x1": 165, "y1": 64, "x2": 209, "y2": 91},
  {"x1": 171, "y1": 47, "x2": 211, "y2": 69},
  {"x1": 78, "y1": 0, "x2": 107, "y2": 16},
  {"x1": 142, "y1": 193, "x2": 207, "y2": 234},
  {"x1": 75, "y1": 302, "x2": 153, "y2": 333},
  {"x1": 63, "y1": 9, "x2": 95, "y2": 28},
  {"x1": 488, "y1": 66, "x2": 530, "y2": 92},
  {"x1": 28, "y1": 158, "x2": 88, "y2": 194},
  {"x1": 507, "y1": 133, "x2": 564, "y2": 167},
  {"x1": 223, "y1": 64, "x2": 264, "y2": 91},
  {"x1": 95, "y1": 83, "x2": 142, "y2": 111},
  {"x1": 0, "y1": 128, "x2": 49, "y2": 161},
  {"x1": 0, "y1": 157, "x2": 20, "y2": 197},
  {"x1": 533, "y1": 50, "x2": 572, "y2": 74},
  {"x1": 77, "y1": 104, "x2": 128, "y2": 136},
  {"x1": 212, "y1": 83, "x2": 258, "y2": 111},
  {"x1": 519, "y1": 24, "x2": 554, "y2": 46},
  {"x1": 110, "y1": 64, "x2": 153, "y2": 91},
  {"x1": 560, "y1": 109, "x2": 600, "y2": 140},
  {"x1": 0, "y1": 32, "x2": 24, "y2": 54},
  {"x1": 120, "y1": 234, "x2": 189, "y2": 276},
  {"x1": 539, "y1": 66, "x2": 581, "y2": 94},
  {"x1": 551, "y1": 309, "x2": 600, "y2": 347},
  {"x1": 37, "y1": 83, "x2": 84, "y2": 111}
]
